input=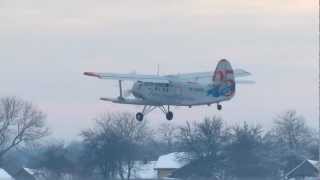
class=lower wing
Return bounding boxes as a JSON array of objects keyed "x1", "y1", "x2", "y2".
[
  {"x1": 84, "y1": 72, "x2": 169, "y2": 83},
  {"x1": 100, "y1": 97, "x2": 161, "y2": 106}
]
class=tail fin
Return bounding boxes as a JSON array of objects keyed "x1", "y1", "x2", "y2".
[{"x1": 212, "y1": 59, "x2": 236, "y2": 97}]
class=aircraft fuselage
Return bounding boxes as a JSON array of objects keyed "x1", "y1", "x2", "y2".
[{"x1": 131, "y1": 81, "x2": 235, "y2": 106}]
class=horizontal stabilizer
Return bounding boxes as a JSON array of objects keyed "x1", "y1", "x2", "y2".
[
  {"x1": 167, "y1": 69, "x2": 251, "y2": 83},
  {"x1": 235, "y1": 80, "x2": 256, "y2": 84},
  {"x1": 234, "y1": 69, "x2": 251, "y2": 77}
]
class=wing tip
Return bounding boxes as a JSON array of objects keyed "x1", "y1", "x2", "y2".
[
  {"x1": 244, "y1": 70, "x2": 251, "y2": 76},
  {"x1": 83, "y1": 72, "x2": 101, "y2": 78},
  {"x1": 100, "y1": 97, "x2": 108, "y2": 101}
]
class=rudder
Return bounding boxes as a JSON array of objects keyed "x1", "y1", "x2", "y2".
[{"x1": 212, "y1": 59, "x2": 235, "y2": 97}]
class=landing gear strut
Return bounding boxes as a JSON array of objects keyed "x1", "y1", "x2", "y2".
[
  {"x1": 135, "y1": 105, "x2": 174, "y2": 121},
  {"x1": 159, "y1": 105, "x2": 173, "y2": 121}
]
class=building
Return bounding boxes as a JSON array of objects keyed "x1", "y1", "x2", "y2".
[
  {"x1": 0, "y1": 168, "x2": 14, "y2": 180},
  {"x1": 169, "y1": 159, "x2": 213, "y2": 179},
  {"x1": 286, "y1": 159, "x2": 320, "y2": 180},
  {"x1": 13, "y1": 168, "x2": 36, "y2": 180},
  {"x1": 23, "y1": 168, "x2": 45, "y2": 180},
  {"x1": 3, "y1": 164, "x2": 36, "y2": 180},
  {"x1": 154, "y1": 152, "x2": 188, "y2": 179}
]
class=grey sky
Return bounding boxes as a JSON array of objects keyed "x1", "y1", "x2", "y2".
[{"x1": 0, "y1": 0, "x2": 317, "y2": 139}]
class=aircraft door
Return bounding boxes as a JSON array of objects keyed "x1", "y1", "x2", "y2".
[{"x1": 175, "y1": 86, "x2": 183, "y2": 97}]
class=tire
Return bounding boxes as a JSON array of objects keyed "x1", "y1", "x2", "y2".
[
  {"x1": 136, "y1": 112, "x2": 144, "y2": 122},
  {"x1": 166, "y1": 111, "x2": 174, "y2": 121},
  {"x1": 217, "y1": 104, "x2": 222, "y2": 111}
]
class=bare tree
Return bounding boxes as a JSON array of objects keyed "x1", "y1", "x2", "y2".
[
  {"x1": 267, "y1": 110, "x2": 313, "y2": 172},
  {"x1": 158, "y1": 122, "x2": 178, "y2": 152},
  {"x1": 226, "y1": 122, "x2": 273, "y2": 178},
  {"x1": 176, "y1": 117, "x2": 230, "y2": 177},
  {"x1": 272, "y1": 110, "x2": 311, "y2": 150},
  {"x1": 81, "y1": 112, "x2": 150, "y2": 180},
  {"x1": 0, "y1": 97, "x2": 49, "y2": 160}
]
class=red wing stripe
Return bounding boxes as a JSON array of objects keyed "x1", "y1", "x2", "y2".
[{"x1": 83, "y1": 72, "x2": 102, "y2": 78}]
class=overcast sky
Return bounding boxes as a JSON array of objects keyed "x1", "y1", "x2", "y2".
[{"x1": 0, "y1": 0, "x2": 317, "y2": 140}]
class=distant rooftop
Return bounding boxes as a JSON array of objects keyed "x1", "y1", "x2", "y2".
[
  {"x1": 0, "y1": 168, "x2": 14, "y2": 180},
  {"x1": 307, "y1": 160, "x2": 319, "y2": 168},
  {"x1": 286, "y1": 159, "x2": 320, "y2": 178}
]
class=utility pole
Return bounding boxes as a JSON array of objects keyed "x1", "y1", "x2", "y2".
[{"x1": 318, "y1": 0, "x2": 320, "y2": 169}]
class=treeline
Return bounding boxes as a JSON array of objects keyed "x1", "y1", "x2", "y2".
[{"x1": 0, "y1": 96, "x2": 317, "y2": 180}]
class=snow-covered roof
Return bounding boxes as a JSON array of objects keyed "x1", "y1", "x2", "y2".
[
  {"x1": 0, "y1": 169, "x2": 13, "y2": 180},
  {"x1": 24, "y1": 168, "x2": 37, "y2": 175},
  {"x1": 307, "y1": 160, "x2": 319, "y2": 168},
  {"x1": 154, "y1": 152, "x2": 189, "y2": 169}
]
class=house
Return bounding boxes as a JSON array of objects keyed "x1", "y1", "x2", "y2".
[
  {"x1": 154, "y1": 152, "x2": 188, "y2": 179},
  {"x1": 286, "y1": 159, "x2": 320, "y2": 180},
  {"x1": 11, "y1": 168, "x2": 36, "y2": 180},
  {"x1": 0, "y1": 168, "x2": 14, "y2": 180},
  {"x1": 1, "y1": 157, "x2": 36, "y2": 180},
  {"x1": 23, "y1": 168, "x2": 45, "y2": 180},
  {"x1": 2, "y1": 164, "x2": 36, "y2": 180}
]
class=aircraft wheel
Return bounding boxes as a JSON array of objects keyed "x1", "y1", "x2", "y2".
[
  {"x1": 166, "y1": 111, "x2": 173, "y2": 121},
  {"x1": 217, "y1": 104, "x2": 222, "y2": 111},
  {"x1": 136, "y1": 112, "x2": 144, "y2": 122}
]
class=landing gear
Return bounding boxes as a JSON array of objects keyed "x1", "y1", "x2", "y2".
[
  {"x1": 135, "y1": 105, "x2": 174, "y2": 121},
  {"x1": 136, "y1": 106, "x2": 156, "y2": 121},
  {"x1": 136, "y1": 112, "x2": 144, "y2": 122},
  {"x1": 159, "y1": 105, "x2": 174, "y2": 121},
  {"x1": 217, "y1": 103, "x2": 222, "y2": 111},
  {"x1": 166, "y1": 111, "x2": 173, "y2": 121}
]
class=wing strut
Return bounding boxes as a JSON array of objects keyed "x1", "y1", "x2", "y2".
[{"x1": 118, "y1": 80, "x2": 123, "y2": 99}]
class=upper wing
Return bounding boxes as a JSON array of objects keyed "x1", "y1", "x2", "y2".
[
  {"x1": 166, "y1": 72, "x2": 211, "y2": 81},
  {"x1": 168, "y1": 69, "x2": 251, "y2": 82},
  {"x1": 84, "y1": 69, "x2": 251, "y2": 83},
  {"x1": 84, "y1": 72, "x2": 170, "y2": 83}
]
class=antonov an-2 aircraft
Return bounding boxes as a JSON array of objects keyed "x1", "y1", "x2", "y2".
[{"x1": 84, "y1": 59, "x2": 252, "y2": 121}]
